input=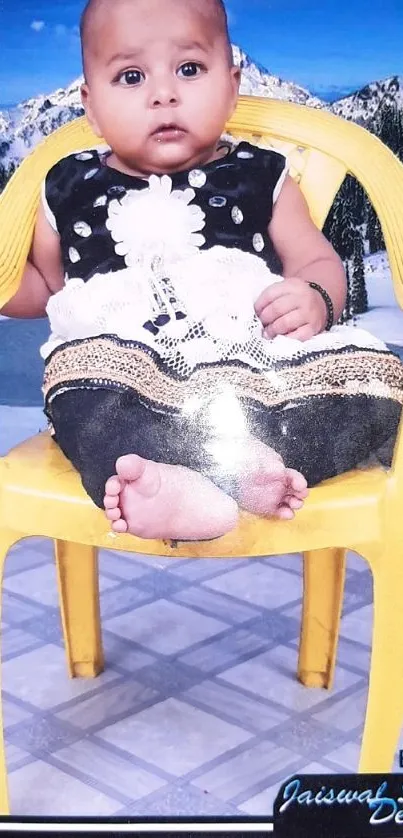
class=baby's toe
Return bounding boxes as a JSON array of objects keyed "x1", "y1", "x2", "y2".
[
  {"x1": 104, "y1": 493, "x2": 120, "y2": 510},
  {"x1": 105, "y1": 475, "x2": 122, "y2": 497},
  {"x1": 276, "y1": 505, "x2": 295, "y2": 520},
  {"x1": 287, "y1": 496, "x2": 304, "y2": 510},
  {"x1": 287, "y1": 469, "x2": 308, "y2": 492},
  {"x1": 105, "y1": 506, "x2": 122, "y2": 522},
  {"x1": 112, "y1": 518, "x2": 128, "y2": 534}
]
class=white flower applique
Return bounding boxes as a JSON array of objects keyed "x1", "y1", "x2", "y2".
[{"x1": 105, "y1": 174, "x2": 206, "y2": 270}]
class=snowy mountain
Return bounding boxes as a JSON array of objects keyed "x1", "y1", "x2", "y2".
[
  {"x1": 232, "y1": 45, "x2": 322, "y2": 106},
  {"x1": 0, "y1": 44, "x2": 322, "y2": 181},
  {"x1": 0, "y1": 111, "x2": 10, "y2": 136},
  {"x1": 11, "y1": 78, "x2": 84, "y2": 146},
  {"x1": 0, "y1": 76, "x2": 85, "y2": 180},
  {"x1": 330, "y1": 75, "x2": 403, "y2": 127},
  {"x1": 2, "y1": 56, "x2": 403, "y2": 178}
]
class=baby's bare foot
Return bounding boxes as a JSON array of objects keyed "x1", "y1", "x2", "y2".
[
  {"x1": 104, "y1": 454, "x2": 238, "y2": 540},
  {"x1": 236, "y1": 440, "x2": 308, "y2": 519}
]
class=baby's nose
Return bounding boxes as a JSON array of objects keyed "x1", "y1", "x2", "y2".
[{"x1": 149, "y1": 78, "x2": 179, "y2": 108}]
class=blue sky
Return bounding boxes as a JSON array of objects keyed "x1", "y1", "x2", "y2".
[{"x1": 1, "y1": 0, "x2": 403, "y2": 104}]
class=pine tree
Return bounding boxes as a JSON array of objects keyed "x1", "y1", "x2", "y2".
[
  {"x1": 323, "y1": 186, "x2": 347, "y2": 257},
  {"x1": 397, "y1": 108, "x2": 403, "y2": 161},
  {"x1": 324, "y1": 178, "x2": 369, "y2": 320},
  {"x1": 0, "y1": 142, "x2": 10, "y2": 194},
  {"x1": 348, "y1": 176, "x2": 366, "y2": 226},
  {"x1": 369, "y1": 99, "x2": 403, "y2": 163},
  {"x1": 350, "y1": 234, "x2": 368, "y2": 314},
  {"x1": 324, "y1": 180, "x2": 363, "y2": 261},
  {"x1": 340, "y1": 261, "x2": 352, "y2": 323},
  {"x1": 376, "y1": 103, "x2": 400, "y2": 157},
  {"x1": 0, "y1": 161, "x2": 14, "y2": 193},
  {"x1": 367, "y1": 204, "x2": 384, "y2": 253},
  {"x1": 339, "y1": 193, "x2": 356, "y2": 260},
  {"x1": 323, "y1": 86, "x2": 402, "y2": 318}
]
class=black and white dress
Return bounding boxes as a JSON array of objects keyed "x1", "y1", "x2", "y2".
[{"x1": 41, "y1": 140, "x2": 403, "y2": 507}]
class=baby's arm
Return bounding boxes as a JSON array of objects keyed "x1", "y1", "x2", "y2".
[
  {"x1": 0, "y1": 201, "x2": 64, "y2": 318},
  {"x1": 255, "y1": 176, "x2": 347, "y2": 340}
]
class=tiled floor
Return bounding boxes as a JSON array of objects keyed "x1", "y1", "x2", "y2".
[
  {"x1": 0, "y1": 408, "x2": 400, "y2": 817},
  {"x1": 0, "y1": 536, "x2": 392, "y2": 817}
]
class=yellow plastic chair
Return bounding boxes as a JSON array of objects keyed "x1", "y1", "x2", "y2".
[{"x1": 1, "y1": 96, "x2": 403, "y2": 812}]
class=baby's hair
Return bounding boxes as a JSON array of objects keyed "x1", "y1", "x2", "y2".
[{"x1": 80, "y1": 0, "x2": 234, "y2": 79}]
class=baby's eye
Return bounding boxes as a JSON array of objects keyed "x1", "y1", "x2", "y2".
[
  {"x1": 177, "y1": 62, "x2": 204, "y2": 79},
  {"x1": 117, "y1": 69, "x2": 144, "y2": 86}
]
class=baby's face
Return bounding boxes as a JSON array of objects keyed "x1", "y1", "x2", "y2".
[{"x1": 81, "y1": 0, "x2": 240, "y2": 176}]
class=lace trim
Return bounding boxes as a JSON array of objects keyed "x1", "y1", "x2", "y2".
[{"x1": 43, "y1": 337, "x2": 403, "y2": 411}]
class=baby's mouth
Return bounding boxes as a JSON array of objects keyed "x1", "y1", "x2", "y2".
[{"x1": 151, "y1": 123, "x2": 186, "y2": 141}]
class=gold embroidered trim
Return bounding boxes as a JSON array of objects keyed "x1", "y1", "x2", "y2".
[{"x1": 43, "y1": 337, "x2": 403, "y2": 409}]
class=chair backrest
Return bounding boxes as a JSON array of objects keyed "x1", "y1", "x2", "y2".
[{"x1": 1, "y1": 95, "x2": 403, "y2": 311}]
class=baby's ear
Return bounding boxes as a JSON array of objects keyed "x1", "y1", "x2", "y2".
[
  {"x1": 80, "y1": 84, "x2": 102, "y2": 137},
  {"x1": 229, "y1": 65, "x2": 241, "y2": 110},
  {"x1": 231, "y1": 65, "x2": 241, "y2": 88}
]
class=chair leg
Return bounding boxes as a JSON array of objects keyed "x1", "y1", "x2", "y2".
[
  {"x1": 359, "y1": 544, "x2": 403, "y2": 772},
  {"x1": 0, "y1": 527, "x2": 23, "y2": 814},
  {"x1": 298, "y1": 548, "x2": 346, "y2": 689},
  {"x1": 54, "y1": 540, "x2": 104, "y2": 678}
]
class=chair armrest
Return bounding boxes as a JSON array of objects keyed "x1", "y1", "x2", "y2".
[{"x1": 0, "y1": 117, "x2": 99, "y2": 309}]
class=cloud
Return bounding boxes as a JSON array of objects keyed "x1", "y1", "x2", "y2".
[
  {"x1": 54, "y1": 23, "x2": 80, "y2": 39},
  {"x1": 30, "y1": 20, "x2": 45, "y2": 32}
]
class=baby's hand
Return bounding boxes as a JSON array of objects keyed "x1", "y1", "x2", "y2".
[{"x1": 254, "y1": 277, "x2": 328, "y2": 341}]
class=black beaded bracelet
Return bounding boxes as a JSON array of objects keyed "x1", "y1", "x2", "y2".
[{"x1": 308, "y1": 282, "x2": 334, "y2": 331}]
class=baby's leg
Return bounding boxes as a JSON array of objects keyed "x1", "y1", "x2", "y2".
[
  {"x1": 104, "y1": 455, "x2": 238, "y2": 539},
  {"x1": 49, "y1": 388, "x2": 306, "y2": 540},
  {"x1": 49, "y1": 388, "x2": 239, "y2": 539},
  {"x1": 239, "y1": 454, "x2": 308, "y2": 520},
  {"x1": 206, "y1": 437, "x2": 308, "y2": 520},
  {"x1": 106, "y1": 436, "x2": 308, "y2": 538}
]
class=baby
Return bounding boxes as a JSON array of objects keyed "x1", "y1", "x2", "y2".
[{"x1": 2, "y1": 0, "x2": 402, "y2": 540}]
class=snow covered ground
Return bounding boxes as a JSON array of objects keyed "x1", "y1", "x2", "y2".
[{"x1": 357, "y1": 251, "x2": 403, "y2": 345}]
